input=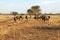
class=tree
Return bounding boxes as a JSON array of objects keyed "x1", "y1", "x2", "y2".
[
  {"x1": 27, "y1": 5, "x2": 41, "y2": 14},
  {"x1": 11, "y1": 12, "x2": 18, "y2": 16},
  {"x1": 27, "y1": 5, "x2": 41, "y2": 19},
  {"x1": 27, "y1": 9, "x2": 33, "y2": 14},
  {"x1": 31, "y1": 5, "x2": 41, "y2": 18},
  {"x1": 31, "y1": 5, "x2": 41, "y2": 14},
  {"x1": 27, "y1": 9, "x2": 33, "y2": 19}
]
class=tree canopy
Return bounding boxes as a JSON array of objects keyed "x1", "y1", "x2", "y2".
[
  {"x1": 11, "y1": 12, "x2": 18, "y2": 16},
  {"x1": 27, "y1": 5, "x2": 41, "y2": 14}
]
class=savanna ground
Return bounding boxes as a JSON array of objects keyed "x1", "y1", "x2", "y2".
[{"x1": 0, "y1": 14, "x2": 60, "y2": 40}]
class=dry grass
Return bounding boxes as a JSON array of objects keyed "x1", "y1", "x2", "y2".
[{"x1": 0, "y1": 14, "x2": 60, "y2": 40}]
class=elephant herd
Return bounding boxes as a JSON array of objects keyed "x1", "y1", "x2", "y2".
[{"x1": 13, "y1": 14, "x2": 50, "y2": 22}]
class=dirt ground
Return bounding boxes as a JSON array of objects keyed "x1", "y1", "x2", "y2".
[{"x1": 0, "y1": 14, "x2": 60, "y2": 40}]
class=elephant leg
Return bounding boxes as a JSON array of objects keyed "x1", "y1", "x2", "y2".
[{"x1": 14, "y1": 18, "x2": 16, "y2": 22}]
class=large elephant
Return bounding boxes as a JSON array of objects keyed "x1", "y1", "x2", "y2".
[
  {"x1": 40, "y1": 15, "x2": 50, "y2": 21},
  {"x1": 13, "y1": 15, "x2": 23, "y2": 22}
]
